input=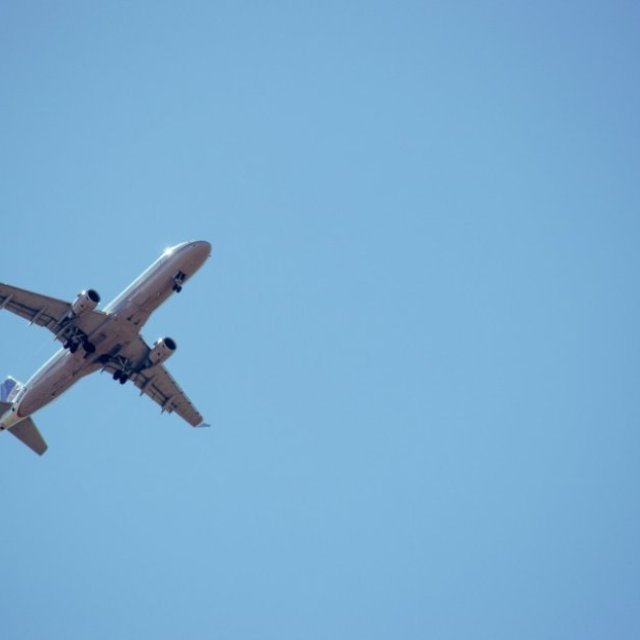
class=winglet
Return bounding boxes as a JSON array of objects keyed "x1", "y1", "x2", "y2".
[{"x1": 196, "y1": 422, "x2": 211, "y2": 428}]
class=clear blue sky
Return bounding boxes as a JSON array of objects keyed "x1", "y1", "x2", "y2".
[{"x1": 1, "y1": 2, "x2": 639, "y2": 638}]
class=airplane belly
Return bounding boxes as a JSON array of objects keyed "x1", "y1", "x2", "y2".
[
  {"x1": 18, "y1": 354, "x2": 96, "y2": 417},
  {"x1": 18, "y1": 386, "x2": 55, "y2": 417},
  {"x1": 128, "y1": 273, "x2": 173, "y2": 320}
]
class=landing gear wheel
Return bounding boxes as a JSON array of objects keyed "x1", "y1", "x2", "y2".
[
  {"x1": 173, "y1": 270, "x2": 186, "y2": 292},
  {"x1": 113, "y1": 370, "x2": 122, "y2": 381},
  {"x1": 83, "y1": 341, "x2": 96, "y2": 354},
  {"x1": 69, "y1": 343, "x2": 79, "y2": 354},
  {"x1": 119, "y1": 375, "x2": 129, "y2": 385}
]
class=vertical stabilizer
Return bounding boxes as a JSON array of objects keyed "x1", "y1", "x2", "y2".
[{"x1": 1, "y1": 376, "x2": 21, "y2": 402}]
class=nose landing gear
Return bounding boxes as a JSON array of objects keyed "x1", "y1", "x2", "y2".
[{"x1": 172, "y1": 271, "x2": 186, "y2": 293}]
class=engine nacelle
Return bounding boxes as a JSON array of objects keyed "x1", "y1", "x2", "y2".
[
  {"x1": 148, "y1": 337, "x2": 177, "y2": 366},
  {"x1": 71, "y1": 289, "x2": 100, "y2": 316}
]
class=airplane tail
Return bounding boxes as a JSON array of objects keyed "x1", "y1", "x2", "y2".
[
  {"x1": 1, "y1": 377, "x2": 48, "y2": 456},
  {"x1": 1, "y1": 375, "x2": 20, "y2": 402}
]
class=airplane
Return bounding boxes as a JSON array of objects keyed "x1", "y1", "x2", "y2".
[{"x1": 0, "y1": 240, "x2": 212, "y2": 456}]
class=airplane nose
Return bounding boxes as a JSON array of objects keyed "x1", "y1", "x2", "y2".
[{"x1": 190, "y1": 240, "x2": 212, "y2": 259}]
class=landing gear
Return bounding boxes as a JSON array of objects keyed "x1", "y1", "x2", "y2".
[
  {"x1": 112, "y1": 364, "x2": 130, "y2": 385},
  {"x1": 62, "y1": 331, "x2": 94, "y2": 355},
  {"x1": 101, "y1": 352, "x2": 135, "y2": 386},
  {"x1": 172, "y1": 270, "x2": 186, "y2": 293},
  {"x1": 65, "y1": 341, "x2": 79, "y2": 354},
  {"x1": 113, "y1": 370, "x2": 129, "y2": 384}
]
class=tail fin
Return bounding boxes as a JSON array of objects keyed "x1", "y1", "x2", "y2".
[
  {"x1": 9, "y1": 417, "x2": 47, "y2": 455},
  {"x1": 1, "y1": 376, "x2": 20, "y2": 402}
]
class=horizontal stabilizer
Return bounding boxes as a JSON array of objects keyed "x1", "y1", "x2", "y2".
[{"x1": 9, "y1": 418, "x2": 48, "y2": 456}]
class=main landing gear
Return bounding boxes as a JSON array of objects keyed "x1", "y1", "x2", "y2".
[
  {"x1": 64, "y1": 338, "x2": 96, "y2": 355},
  {"x1": 109, "y1": 356, "x2": 134, "y2": 385},
  {"x1": 113, "y1": 370, "x2": 129, "y2": 385}
]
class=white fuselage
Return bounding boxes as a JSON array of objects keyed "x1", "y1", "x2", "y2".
[{"x1": 0, "y1": 241, "x2": 210, "y2": 430}]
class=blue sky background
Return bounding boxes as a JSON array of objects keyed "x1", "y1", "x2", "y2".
[{"x1": 1, "y1": 2, "x2": 639, "y2": 638}]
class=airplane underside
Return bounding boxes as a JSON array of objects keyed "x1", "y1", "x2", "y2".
[{"x1": 0, "y1": 240, "x2": 212, "y2": 454}]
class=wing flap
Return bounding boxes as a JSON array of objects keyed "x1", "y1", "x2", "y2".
[
  {"x1": 131, "y1": 365, "x2": 205, "y2": 427},
  {"x1": 101, "y1": 335, "x2": 206, "y2": 427},
  {"x1": 0, "y1": 283, "x2": 70, "y2": 331}
]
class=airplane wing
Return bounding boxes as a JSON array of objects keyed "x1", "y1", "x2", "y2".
[
  {"x1": 103, "y1": 336, "x2": 206, "y2": 427},
  {"x1": 0, "y1": 283, "x2": 108, "y2": 341}
]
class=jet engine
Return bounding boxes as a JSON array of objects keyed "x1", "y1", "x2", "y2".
[
  {"x1": 147, "y1": 337, "x2": 177, "y2": 366},
  {"x1": 71, "y1": 289, "x2": 100, "y2": 316}
]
